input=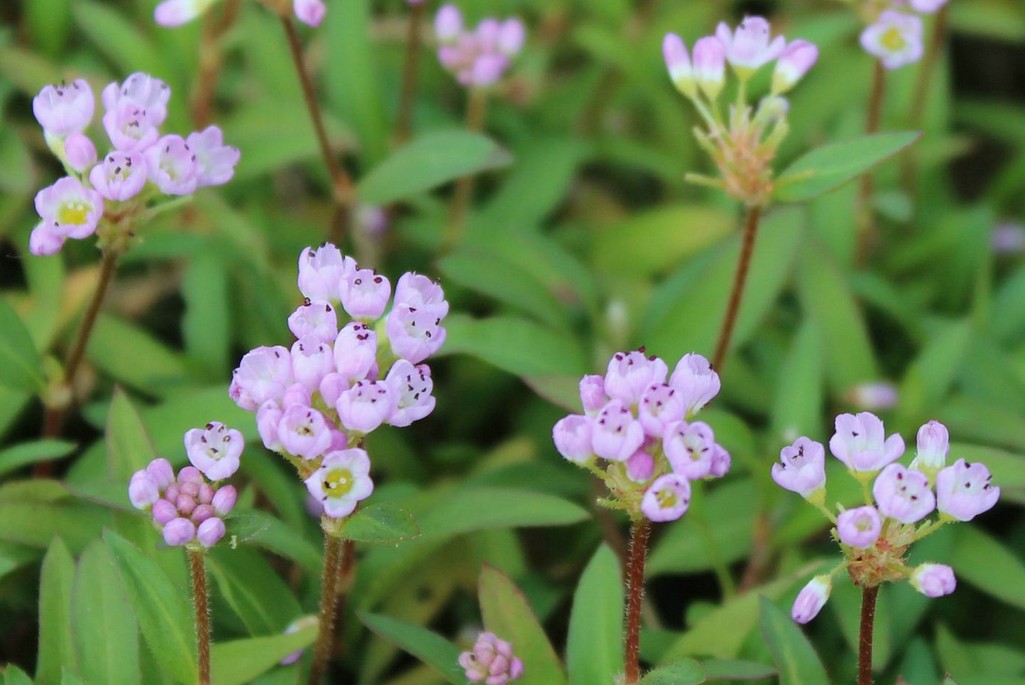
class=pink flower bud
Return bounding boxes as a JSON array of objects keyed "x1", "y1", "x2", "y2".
[
  {"x1": 498, "y1": 18, "x2": 525, "y2": 56},
  {"x1": 212, "y1": 485, "x2": 238, "y2": 515},
  {"x1": 186, "y1": 126, "x2": 240, "y2": 187},
  {"x1": 709, "y1": 443, "x2": 731, "y2": 478},
  {"x1": 459, "y1": 632, "x2": 524, "y2": 684},
  {"x1": 152, "y1": 499, "x2": 177, "y2": 525},
  {"x1": 829, "y1": 412, "x2": 904, "y2": 473},
  {"x1": 664, "y1": 420, "x2": 716, "y2": 479},
  {"x1": 64, "y1": 133, "x2": 97, "y2": 173},
  {"x1": 662, "y1": 33, "x2": 695, "y2": 98},
  {"x1": 910, "y1": 0, "x2": 948, "y2": 11},
  {"x1": 144, "y1": 134, "x2": 197, "y2": 195},
  {"x1": 184, "y1": 421, "x2": 244, "y2": 481},
  {"x1": 29, "y1": 225, "x2": 65, "y2": 256},
  {"x1": 89, "y1": 151, "x2": 148, "y2": 201},
  {"x1": 435, "y1": 4, "x2": 463, "y2": 43},
  {"x1": 191, "y1": 503, "x2": 215, "y2": 524},
  {"x1": 176, "y1": 493, "x2": 197, "y2": 516},
  {"x1": 910, "y1": 419, "x2": 949, "y2": 479},
  {"x1": 845, "y1": 381, "x2": 899, "y2": 410},
  {"x1": 604, "y1": 350, "x2": 668, "y2": 406},
  {"x1": 772, "y1": 39, "x2": 818, "y2": 93},
  {"x1": 146, "y1": 458, "x2": 176, "y2": 489},
  {"x1": 333, "y1": 322, "x2": 377, "y2": 383},
  {"x1": 256, "y1": 401, "x2": 284, "y2": 452},
  {"x1": 873, "y1": 464, "x2": 935, "y2": 524},
  {"x1": 129, "y1": 471, "x2": 160, "y2": 509},
  {"x1": 791, "y1": 576, "x2": 831, "y2": 624},
  {"x1": 162, "y1": 517, "x2": 196, "y2": 546},
  {"x1": 230, "y1": 345, "x2": 294, "y2": 410},
  {"x1": 154, "y1": 0, "x2": 212, "y2": 27},
  {"x1": 318, "y1": 373, "x2": 348, "y2": 408},
  {"x1": 288, "y1": 299, "x2": 338, "y2": 344},
  {"x1": 337, "y1": 380, "x2": 396, "y2": 434},
  {"x1": 836, "y1": 505, "x2": 882, "y2": 548},
  {"x1": 591, "y1": 401, "x2": 645, "y2": 462},
  {"x1": 578, "y1": 375, "x2": 608, "y2": 415},
  {"x1": 910, "y1": 563, "x2": 956, "y2": 597},
  {"x1": 178, "y1": 466, "x2": 204, "y2": 484},
  {"x1": 641, "y1": 474, "x2": 691, "y2": 522},
  {"x1": 198, "y1": 483, "x2": 214, "y2": 504},
  {"x1": 197, "y1": 517, "x2": 226, "y2": 547},
  {"x1": 771, "y1": 437, "x2": 826, "y2": 498},
  {"x1": 293, "y1": 0, "x2": 326, "y2": 27},
  {"x1": 692, "y1": 36, "x2": 726, "y2": 100},
  {"x1": 935, "y1": 459, "x2": 1000, "y2": 521},
  {"x1": 340, "y1": 269, "x2": 391, "y2": 320},
  {"x1": 552, "y1": 415, "x2": 593, "y2": 464},
  {"x1": 33, "y1": 79, "x2": 95, "y2": 137},
  {"x1": 626, "y1": 449, "x2": 655, "y2": 483}
]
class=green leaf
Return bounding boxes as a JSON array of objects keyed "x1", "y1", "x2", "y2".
[
  {"x1": 479, "y1": 565, "x2": 567, "y2": 685},
  {"x1": 230, "y1": 509, "x2": 322, "y2": 574},
  {"x1": 86, "y1": 315, "x2": 193, "y2": 396},
  {"x1": 182, "y1": 251, "x2": 230, "y2": 377},
  {"x1": 359, "y1": 611, "x2": 464, "y2": 685},
  {"x1": 0, "y1": 495, "x2": 108, "y2": 553},
  {"x1": 72, "y1": 0, "x2": 164, "y2": 77},
  {"x1": 702, "y1": 659, "x2": 777, "y2": 681},
  {"x1": 4, "y1": 666, "x2": 33, "y2": 685},
  {"x1": 209, "y1": 628, "x2": 317, "y2": 685},
  {"x1": 949, "y1": 525, "x2": 1025, "y2": 610},
  {"x1": 103, "y1": 531, "x2": 196, "y2": 685},
  {"x1": 758, "y1": 597, "x2": 830, "y2": 685},
  {"x1": 357, "y1": 131, "x2": 512, "y2": 205},
  {"x1": 73, "y1": 542, "x2": 140, "y2": 685},
  {"x1": 769, "y1": 321, "x2": 824, "y2": 444},
  {"x1": 24, "y1": 0, "x2": 70, "y2": 58},
  {"x1": 0, "y1": 440, "x2": 76, "y2": 480},
  {"x1": 774, "y1": 132, "x2": 921, "y2": 202},
  {"x1": 0, "y1": 297, "x2": 44, "y2": 393},
  {"x1": 342, "y1": 502, "x2": 420, "y2": 544},
  {"x1": 105, "y1": 389, "x2": 158, "y2": 483},
  {"x1": 37, "y1": 538, "x2": 76, "y2": 685},
  {"x1": 567, "y1": 545, "x2": 623, "y2": 685},
  {"x1": 640, "y1": 659, "x2": 707, "y2": 685},
  {"x1": 207, "y1": 547, "x2": 301, "y2": 637},
  {"x1": 419, "y1": 487, "x2": 589, "y2": 540},
  {"x1": 440, "y1": 314, "x2": 588, "y2": 377}
]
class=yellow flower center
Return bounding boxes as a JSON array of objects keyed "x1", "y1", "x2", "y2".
[
  {"x1": 323, "y1": 468, "x2": 354, "y2": 497},
  {"x1": 656, "y1": 489, "x2": 678, "y2": 509},
  {"x1": 57, "y1": 202, "x2": 89, "y2": 225},
  {"x1": 880, "y1": 26, "x2": 906, "y2": 52}
]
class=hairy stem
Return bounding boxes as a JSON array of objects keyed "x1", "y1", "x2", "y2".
[
  {"x1": 712, "y1": 204, "x2": 763, "y2": 372},
  {"x1": 188, "y1": 549, "x2": 211, "y2": 685},
  {"x1": 280, "y1": 15, "x2": 354, "y2": 245},
  {"x1": 394, "y1": 0, "x2": 425, "y2": 144},
  {"x1": 624, "y1": 519, "x2": 651, "y2": 685},
  {"x1": 859, "y1": 585, "x2": 879, "y2": 685},
  {"x1": 308, "y1": 528, "x2": 343, "y2": 685},
  {"x1": 39, "y1": 249, "x2": 119, "y2": 448},
  {"x1": 444, "y1": 88, "x2": 488, "y2": 251},
  {"x1": 902, "y1": 5, "x2": 949, "y2": 197},
  {"x1": 856, "y1": 60, "x2": 887, "y2": 264}
]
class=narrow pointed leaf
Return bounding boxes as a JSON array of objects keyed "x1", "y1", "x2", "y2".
[
  {"x1": 0, "y1": 298, "x2": 44, "y2": 393},
  {"x1": 758, "y1": 597, "x2": 830, "y2": 685},
  {"x1": 73, "y1": 542, "x2": 140, "y2": 684},
  {"x1": 341, "y1": 502, "x2": 420, "y2": 544},
  {"x1": 639, "y1": 659, "x2": 706, "y2": 685},
  {"x1": 37, "y1": 538, "x2": 76, "y2": 685},
  {"x1": 567, "y1": 545, "x2": 623, "y2": 685},
  {"x1": 360, "y1": 611, "x2": 464, "y2": 684},
  {"x1": 209, "y1": 628, "x2": 317, "y2": 685}
]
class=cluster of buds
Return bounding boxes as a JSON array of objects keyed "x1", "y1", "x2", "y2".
[
  {"x1": 30, "y1": 73, "x2": 238, "y2": 255},
  {"x1": 553, "y1": 351, "x2": 730, "y2": 523},
  {"x1": 859, "y1": 0, "x2": 946, "y2": 70},
  {"x1": 458, "y1": 632, "x2": 524, "y2": 685},
  {"x1": 229, "y1": 243, "x2": 448, "y2": 520},
  {"x1": 128, "y1": 423, "x2": 243, "y2": 548},
  {"x1": 773, "y1": 413, "x2": 1000, "y2": 623},
  {"x1": 155, "y1": 0, "x2": 326, "y2": 28},
  {"x1": 662, "y1": 17, "x2": 818, "y2": 206},
  {"x1": 434, "y1": 5, "x2": 525, "y2": 88}
]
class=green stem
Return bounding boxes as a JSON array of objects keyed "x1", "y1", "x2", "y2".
[
  {"x1": 443, "y1": 88, "x2": 488, "y2": 251},
  {"x1": 856, "y1": 60, "x2": 886, "y2": 265}
]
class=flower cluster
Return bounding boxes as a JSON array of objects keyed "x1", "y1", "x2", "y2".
[
  {"x1": 30, "y1": 73, "x2": 239, "y2": 255},
  {"x1": 128, "y1": 422, "x2": 242, "y2": 548},
  {"x1": 154, "y1": 0, "x2": 326, "y2": 28},
  {"x1": 662, "y1": 17, "x2": 818, "y2": 206},
  {"x1": 553, "y1": 350, "x2": 730, "y2": 523},
  {"x1": 773, "y1": 413, "x2": 1000, "y2": 623},
  {"x1": 229, "y1": 243, "x2": 448, "y2": 519},
  {"x1": 458, "y1": 632, "x2": 524, "y2": 685},
  {"x1": 435, "y1": 5, "x2": 525, "y2": 88}
]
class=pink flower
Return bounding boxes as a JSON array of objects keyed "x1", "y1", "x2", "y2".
[
  {"x1": 459, "y1": 632, "x2": 524, "y2": 685},
  {"x1": 641, "y1": 474, "x2": 691, "y2": 522},
  {"x1": 591, "y1": 400, "x2": 645, "y2": 462},
  {"x1": 297, "y1": 244, "x2": 355, "y2": 302},
  {"x1": 771, "y1": 437, "x2": 826, "y2": 498},
  {"x1": 288, "y1": 299, "x2": 339, "y2": 344},
  {"x1": 102, "y1": 73, "x2": 171, "y2": 126},
  {"x1": 626, "y1": 449, "x2": 655, "y2": 483},
  {"x1": 552, "y1": 415, "x2": 593, "y2": 464},
  {"x1": 278, "y1": 405, "x2": 333, "y2": 459},
  {"x1": 144, "y1": 134, "x2": 198, "y2": 195},
  {"x1": 434, "y1": 7, "x2": 524, "y2": 87},
  {"x1": 828, "y1": 412, "x2": 905, "y2": 472},
  {"x1": 33, "y1": 177, "x2": 104, "y2": 240},
  {"x1": 669, "y1": 353, "x2": 720, "y2": 415},
  {"x1": 604, "y1": 350, "x2": 668, "y2": 405},
  {"x1": 385, "y1": 304, "x2": 446, "y2": 364},
  {"x1": 909, "y1": 0, "x2": 948, "y2": 14},
  {"x1": 836, "y1": 505, "x2": 882, "y2": 548},
  {"x1": 637, "y1": 383, "x2": 685, "y2": 436},
  {"x1": 910, "y1": 563, "x2": 956, "y2": 597},
  {"x1": 845, "y1": 381, "x2": 899, "y2": 410},
  {"x1": 333, "y1": 322, "x2": 377, "y2": 383},
  {"x1": 184, "y1": 421, "x2": 244, "y2": 481},
  {"x1": 393, "y1": 272, "x2": 449, "y2": 319},
  {"x1": 340, "y1": 269, "x2": 391, "y2": 320},
  {"x1": 772, "y1": 39, "x2": 818, "y2": 93},
  {"x1": 154, "y1": 0, "x2": 216, "y2": 27},
  {"x1": 663, "y1": 33, "x2": 696, "y2": 98},
  {"x1": 304, "y1": 449, "x2": 374, "y2": 518},
  {"x1": 101, "y1": 101, "x2": 159, "y2": 152},
  {"x1": 435, "y1": 4, "x2": 463, "y2": 43},
  {"x1": 663, "y1": 420, "x2": 716, "y2": 479},
  {"x1": 791, "y1": 576, "x2": 831, "y2": 624},
  {"x1": 89, "y1": 151, "x2": 148, "y2": 201},
  {"x1": 873, "y1": 463, "x2": 935, "y2": 524},
  {"x1": 709, "y1": 443, "x2": 731, "y2": 478},
  {"x1": 336, "y1": 380, "x2": 396, "y2": 434},
  {"x1": 860, "y1": 10, "x2": 923, "y2": 70},
  {"x1": 29, "y1": 226, "x2": 65, "y2": 256},
  {"x1": 256, "y1": 401, "x2": 284, "y2": 452},
  {"x1": 290, "y1": 339, "x2": 335, "y2": 393},
  {"x1": 579, "y1": 374, "x2": 608, "y2": 415},
  {"x1": 715, "y1": 16, "x2": 786, "y2": 74},
  {"x1": 385, "y1": 360, "x2": 436, "y2": 427},
  {"x1": 293, "y1": 0, "x2": 326, "y2": 27},
  {"x1": 230, "y1": 345, "x2": 294, "y2": 410},
  {"x1": 186, "y1": 126, "x2": 240, "y2": 187},
  {"x1": 935, "y1": 459, "x2": 1000, "y2": 521},
  {"x1": 33, "y1": 79, "x2": 94, "y2": 137}
]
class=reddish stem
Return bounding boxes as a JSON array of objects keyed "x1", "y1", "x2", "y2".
[
  {"x1": 856, "y1": 60, "x2": 887, "y2": 264},
  {"x1": 712, "y1": 204, "x2": 763, "y2": 372},
  {"x1": 188, "y1": 549, "x2": 211, "y2": 685},
  {"x1": 858, "y1": 585, "x2": 879, "y2": 685},
  {"x1": 624, "y1": 519, "x2": 651, "y2": 685},
  {"x1": 394, "y1": 1, "x2": 425, "y2": 144},
  {"x1": 308, "y1": 529, "x2": 343, "y2": 685}
]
